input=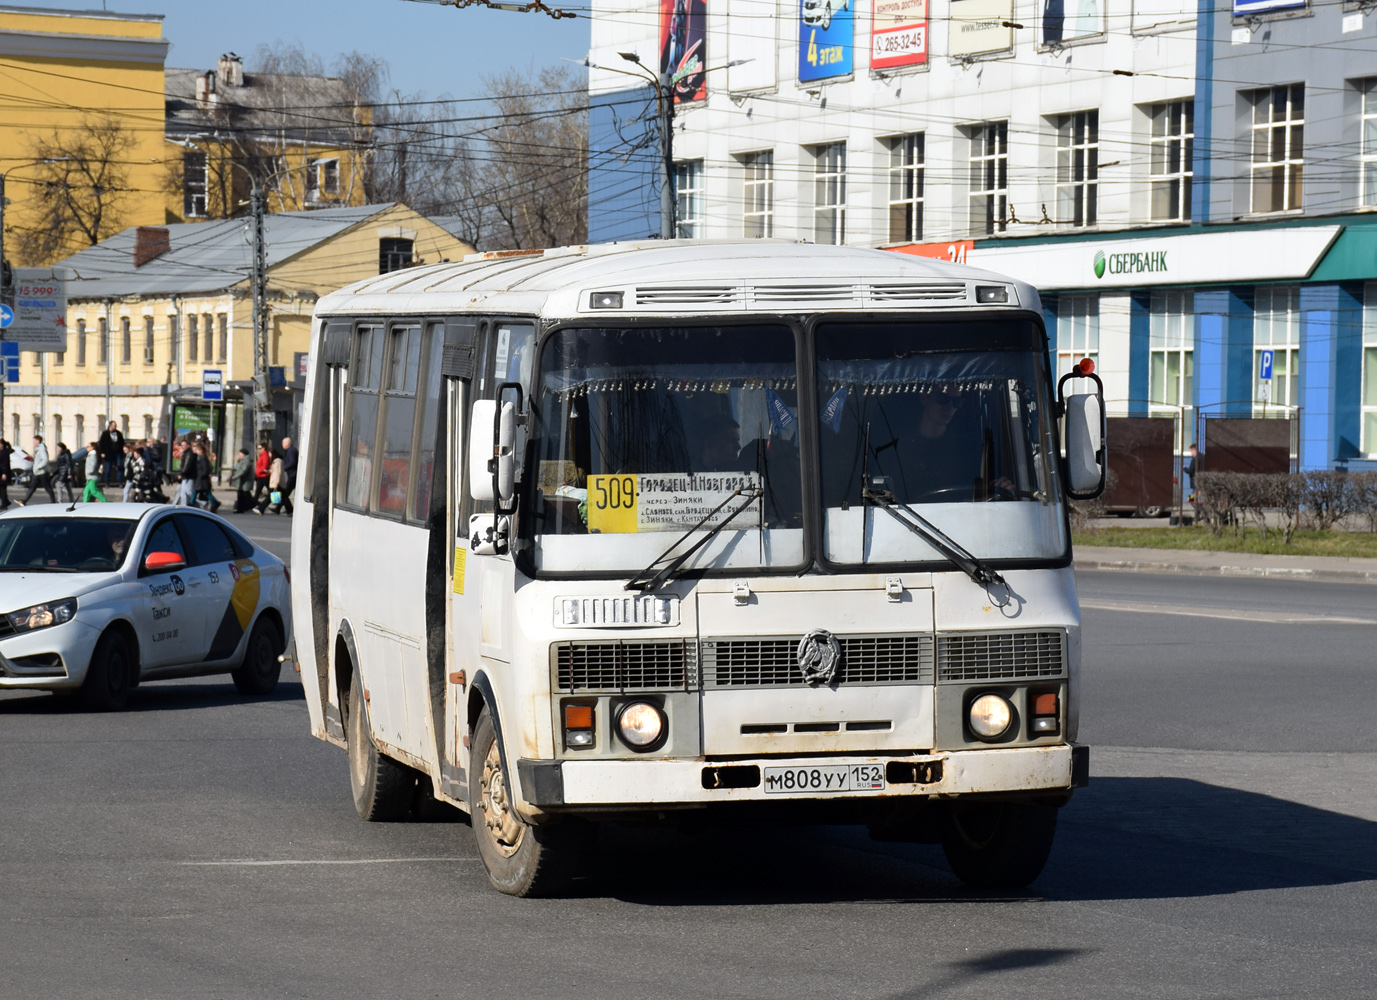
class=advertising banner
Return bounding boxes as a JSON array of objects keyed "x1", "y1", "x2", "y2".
[
  {"x1": 1131, "y1": 0, "x2": 1195, "y2": 33},
  {"x1": 1041, "y1": 0, "x2": 1103, "y2": 45},
  {"x1": 727, "y1": 0, "x2": 777, "y2": 92},
  {"x1": 660, "y1": 0, "x2": 708, "y2": 103},
  {"x1": 798, "y1": 0, "x2": 854, "y2": 83},
  {"x1": 871, "y1": 0, "x2": 928, "y2": 70},
  {"x1": 1231, "y1": 0, "x2": 1305, "y2": 14},
  {"x1": 11, "y1": 267, "x2": 67, "y2": 351},
  {"x1": 950, "y1": 0, "x2": 1013, "y2": 57}
]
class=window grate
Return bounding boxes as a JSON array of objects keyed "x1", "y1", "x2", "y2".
[
  {"x1": 554, "y1": 640, "x2": 695, "y2": 692},
  {"x1": 936, "y1": 631, "x2": 1066, "y2": 682},
  {"x1": 703, "y1": 635, "x2": 934, "y2": 687}
]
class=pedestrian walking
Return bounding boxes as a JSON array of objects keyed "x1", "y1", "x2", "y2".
[
  {"x1": 97, "y1": 421, "x2": 125, "y2": 485},
  {"x1": 55, "y1": 443, "x2": 76, "y2": 503},
  {"x1": 254, "y1": 442, "x2": 271, "y2": 505},
  {"x1": 255, "y1": 450, "x2": 288, "y2": 514},
  {"x1": 192, "y1": 441, "x2": 221, "y2": 511},
  {"x1": 17, "y1": 435, "x2": 56, "y2": 505},
  {"x1": 174, "y1": 440, "x2": 198, "y2": 505},
  {"x1": 280, "y1": 436, "x2": 298, "y2": 516},
  {"x1": 81, "y1": 442, "x2": 106, "y2": 503},
  {"x1": 231, "y1": 448, "x2": 256, "y2": 512},
  {"x1": 0, "y1": 439, "x2": 12, "y2": 510},
  {"x1": 121, "y1": 443, "x2": 136, "y2": 502}
]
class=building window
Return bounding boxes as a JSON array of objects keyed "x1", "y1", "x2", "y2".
[
  {"x1": 321, "y1": 159, "x2": 339, "y2": 194},
  {"x1": 968, "y1": 122, "x2": 1008, "y2": 236},
  {"x1": 813, "y1": 143, "x2": 846, "y2": 245},
  {"x1": 189, "y1": 313, "x2": 199, "y2": 363},
  {"x1": 31, "y1": 414, "x2": 39, "y2": 438},
  {"x1": 9, "y1": 414, "x2": 15, "y2": 443},
  {"x1": 143, "y1": 414, "x2": 153, "y2": 439},
  {"x1": 379, "y1": 238, "x2": 413, "y2": 274},
  {"x1": 77, "y1": 319, "x2": 86, "y2": 366},
  {"x1": 1249, "y1": 85, "x2": 1304, "y2": 214},
  {"x1": 1056, "y1": 294, "x2": 1099, "y2": 375},
  {"x1": 742, "y1": 151, "x2": 774, "y2": 238},
  {"x1": 75, "y1": 414, "x2": 84, "y2": 446},
  {"x1": 169, "y1": 315, "x2": 179, "y2": 363},
  {"x1": 1150, "y1": 290, "x2": 1194, "y2": 450},
  {"x1": 204, "y1": 314, "x2": 215, "y2": 363},
  {"x1": 120, "y1": 317, "x2": 131, "y2": 365},
  {"x1": 120, "y1": 415, "x2": 129, "y2": 437},
  {"x1": 1149, "y1": 100, "x2": 1193, "y2": 222},
  {"x1": 887, "y1": 133, "x2": 924, "y2": 243},
  {"x1": 674, "y1": 160, "x2": 704, "y2": 238},
  {"x1": 54, "y1": 340, "x2": 64, "y2": 366},
  {"x1": 218, "y1": 314, "x2": 228, "y2": 362},
  {"x1": 1254, "y1": 285, "x2": 1300, "y2": 414},
  {"x1": 98, "y1": 317, "x2": 108, "y2": 366},
  {"x1": 183, "y1": 151, "x2": 208, "y2": 217},
  {"x1": 143, "y1": 316, "x2": 154, "y2": 364},
  {"x1": 1362, "y1": 81, "x2": 1377, "y2": 208},
  {"x1": 52, "y1": 415, "x2": 61, "y2": 445},
  {"x1": 1054, "y1": 110, "x2": 1098, "y2": 227},
  {"x1": 1365, "y1": 282, "x2": 1377, "y2": 454}
]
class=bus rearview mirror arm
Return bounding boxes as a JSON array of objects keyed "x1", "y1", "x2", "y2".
[{"x1": 1057, "y1": 364, "x2": 1107, "y2": 500}]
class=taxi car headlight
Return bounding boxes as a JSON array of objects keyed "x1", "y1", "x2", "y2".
[
  {"x1": 967, "y1": 692, "x2": 1013, "y2": 740},
  {"x1": 9, "y1": 598, "x2": 78, "y2": 633},
  {"x1": 616, "y1": 701, "x2": 666, "y2": 750}
]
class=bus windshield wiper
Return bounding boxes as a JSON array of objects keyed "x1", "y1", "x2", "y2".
[
  {"x1": 860, "y1": 486, "x2": 1006, "y2": 590},
  {"x1": 626, "y1": 486, "x2": 765, "y2": 593}
]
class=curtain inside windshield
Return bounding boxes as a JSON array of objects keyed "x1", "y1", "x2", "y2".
[{"x1": 535, "y1": 326, "x2": 801, "y2": 538}]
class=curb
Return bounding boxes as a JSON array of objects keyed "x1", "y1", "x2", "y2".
[{"x1": 1074, "y1": 555, "x2": 1377, "y2": 585}]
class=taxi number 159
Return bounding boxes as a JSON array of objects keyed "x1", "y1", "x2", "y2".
[{"x1": 762, "y1": 764, "x2": 885, "y2": 794}]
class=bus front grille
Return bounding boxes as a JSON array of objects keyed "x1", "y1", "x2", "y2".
[
  {"x1": 702, "y1": 635, "x2": 934, "y2": 688},
  {"x1": 554, "y1": 639, "x2": 696, "y2": 693},
  {"x1": 936, "y1": 630, "x2": 1066, "y2": 682}
]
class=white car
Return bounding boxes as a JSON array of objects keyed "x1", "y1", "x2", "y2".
[
  {"x1": 802, "y1": 0, "x2": 848, "y2": 30},
  {"x1": 0, "y1": 503, "x2": 291, "y2": 710}
]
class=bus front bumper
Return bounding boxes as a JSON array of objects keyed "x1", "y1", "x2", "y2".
[{"x1": 517, "y1": 744, "x2": 1089, "y2": 809}]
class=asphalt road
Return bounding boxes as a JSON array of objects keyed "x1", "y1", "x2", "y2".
[{"x1": 2, "y1": 542, "x2": 1375, "y2": 998}]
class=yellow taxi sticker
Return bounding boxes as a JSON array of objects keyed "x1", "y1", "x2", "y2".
[
  {"x1": 587, "y1": 474, "x2": 638, "y2": 533},
  {"x1": 452, "y1": 546, "x2": 467, "y2": 594}
]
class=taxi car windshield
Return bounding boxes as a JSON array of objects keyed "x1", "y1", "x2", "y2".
[{"x1": 0, "y1": 518, "x2": 137, "y2": 573}]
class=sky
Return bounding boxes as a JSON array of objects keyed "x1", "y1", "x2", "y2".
[{"x1": 20, "y1": 0, "x2": 591, "y2": 100}]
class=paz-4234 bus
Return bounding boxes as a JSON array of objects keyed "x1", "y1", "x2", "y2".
[{"x1": 289, "y1": 240, "x2": 1105, "y2": 896}]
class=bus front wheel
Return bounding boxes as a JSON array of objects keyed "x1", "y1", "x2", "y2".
[
  {"x1": 470, "y1": 708, "x2": 586, "y2": 897},
  {"x1": 347, "y1": 681, "x2": 414, "y2": 821},
  {"x1": 939, "y1": 800, "x2": 1058, "y2": 889}
]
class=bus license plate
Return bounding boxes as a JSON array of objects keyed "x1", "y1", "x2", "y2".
[{"x1": 762, "y1": 764, "x2": 886, "y2": 794}]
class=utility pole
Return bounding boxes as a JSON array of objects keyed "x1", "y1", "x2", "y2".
[
  {"x1": 0, "y1": 174, "x2": 8, "y2": 438},
  {"x1": 657, "y1": 71, "x2": 675, "y2": 240},
  {"x1": 251, "y1": 185, "x2": 268, "y2": 446}
]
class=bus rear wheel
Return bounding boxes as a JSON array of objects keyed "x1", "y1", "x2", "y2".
[
  {"x1": 470, "y1": 708, "x2": 585, "y2": 897},
  {"x1": 939, "y1": 800, "x2": 1059, "y2": 889},
  {"x1": 347, "y1": 681, "x2": 414, "y2": 821}
]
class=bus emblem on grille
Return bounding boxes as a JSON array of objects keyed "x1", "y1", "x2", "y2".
[{"x1": 797, "y1": 628, "x2": 842, "y2": 686}]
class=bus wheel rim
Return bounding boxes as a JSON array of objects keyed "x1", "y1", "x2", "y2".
[{"x1": 481, "y1": 741, "x2": 524, "y2": 857}]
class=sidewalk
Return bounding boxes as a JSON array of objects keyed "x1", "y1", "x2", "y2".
[{"x1": 1075, "y1": 544, "x2": 1377, "y2": 585}]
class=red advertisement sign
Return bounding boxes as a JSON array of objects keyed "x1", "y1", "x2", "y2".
[
  {"x1": 871, "y1": 0, "x2": 928, "y2": 70},
  {"x1": 889, "y1": 240, "x2": 974, "y2": 264},
  {"x1": 660, "y1": 0, "x2": 708, "y2": 103}
]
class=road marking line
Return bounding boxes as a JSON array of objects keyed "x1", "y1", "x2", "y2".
[
  {"x1": 1079, "y1": 599, "x2": 1377, "y2": 625},
  {"x1": 181, "y1": 857, "x2": 476, "y2": 866}
]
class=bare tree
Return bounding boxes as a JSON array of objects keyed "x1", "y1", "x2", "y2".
[{"x1": 16, "y1": 116, "x2": 134, "y2": 264}]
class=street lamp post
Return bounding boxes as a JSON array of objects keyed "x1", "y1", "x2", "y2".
[{"x1": 616, "y1": 53, "x2": 675, "y2": 240}]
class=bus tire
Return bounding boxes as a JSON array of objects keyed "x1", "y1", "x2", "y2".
[
  {"x1": 231, "y1": 617, "x2": 283, "y2": 695},
  {"x1": 470, "y1": 708, "x2": 585, "y2": 897},
  {"x1": 347, "y1": 680, "x2": 414, "y2": 822},
  {"x1": 939, "y1": 800, "x2": 1058, "y2": 889},
  {"x1": 79, "y1": 629, "x2": 135, "y2": 712}
]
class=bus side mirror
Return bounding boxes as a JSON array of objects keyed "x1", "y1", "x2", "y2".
[
  {"x1": 469, "y1": 400, "x2": 497, "y2": 502},
  {"x1": 1058, "y1": 362, "x2": 1107, "y2": 499},
  {"x1": 468, "y1": 384, "x2": 524, "y2": 510}
]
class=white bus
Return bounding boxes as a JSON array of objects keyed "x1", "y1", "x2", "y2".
[{"x1": 289, "y1": 240, "x2": 1105, "y2": 896}]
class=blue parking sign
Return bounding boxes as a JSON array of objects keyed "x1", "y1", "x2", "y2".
[
  {"x1": 0, "y1": 341, "x2": 18, "y2": 384},
  {"x1": 1259, "y1": 349, "x2": 1274, "y2": 381}
]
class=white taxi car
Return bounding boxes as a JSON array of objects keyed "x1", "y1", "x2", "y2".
[{"x1": 0, "y1": 503, "x2": 291, "y2": 710}]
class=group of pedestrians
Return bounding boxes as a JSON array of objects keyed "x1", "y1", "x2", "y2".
[{"x1": 230, "y1": 437, "x2": 297, "y2": 515}]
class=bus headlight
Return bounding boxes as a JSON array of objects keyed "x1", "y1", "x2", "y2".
[
  {"x1": 616, "y1": 701, "x2": 666, "y2": 750},
  {"x1": 968, "y1": 693, "x2": 1013, "y2": 740}
]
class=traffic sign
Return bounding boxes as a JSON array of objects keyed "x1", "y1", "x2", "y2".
[
  {"x1": 1260, "y1": 349, "x2": 1274, "y2": 381},
  {"x1": 0, "y1": 341, "x2": 18, "y2": 384},
  {"x1": 202, "y1": 368, "x2": 223, "y2": 401},
  {"x1": 0, "y1": 304, "x2": 12, "y2": 329},
  {"x1": 1258, "y1": 382, "x2": 1271, "y2": 402}
]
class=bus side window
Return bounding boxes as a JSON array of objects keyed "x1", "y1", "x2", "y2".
[
  {"x1": 337, "y1": 324, "x2": 385, "y2": 510},
  {"x1": 302, "y1": 319, "x2": 350, "y2": 504},
  {"x1": 458, "y1": 320, "x2": 496, "y2": 529},
  {"x1": 410, "y1": 321, "x2": 453, "y2": 524}
]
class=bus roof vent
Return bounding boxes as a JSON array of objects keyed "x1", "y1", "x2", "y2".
[
  {"x1": 869, "y1": 282, "x2": 969, "y2": 303},
  {"x1": 749, "y1": 284, "x2": 858, "y2": 306},
  {"x1": 635, "y1": 285, "x2": 739, "y2": 306}
]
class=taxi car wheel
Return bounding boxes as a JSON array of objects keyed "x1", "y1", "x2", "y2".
[
  {"x1": 470, "y1": 708, "x2": 587, "y2": 897},
  {"x1": 231, "y1": 617, "x2": 283, "y2": 696},
  {"x1": 79, "y1": 629, "x2": 135, "y2": 712},
  {"x1": 939, "y1": 800, "x2": 1058, "y2": 889},
  {"x1": 347, "y1": 680, "x2": 414, "y2": 822}
]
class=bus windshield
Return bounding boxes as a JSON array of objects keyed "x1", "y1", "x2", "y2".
[
  {"x1": 531, "y1": 325, "x2": 804, "y2": 575},
  {"x1": 817, "y1": 319, "x2": 1066, "y2": 565}
]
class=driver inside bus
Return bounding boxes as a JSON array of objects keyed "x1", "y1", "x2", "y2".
[{"x1": 876, "y1": 387, "x2": 1005, "y2": 502}]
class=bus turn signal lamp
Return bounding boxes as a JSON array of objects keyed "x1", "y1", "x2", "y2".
[
  {"x1": 564, "y1": 703, "x2": 595, "y2": 749},
  {"x1": 1031, "y1": 692, "x2": 1059, "y2": 735}
]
